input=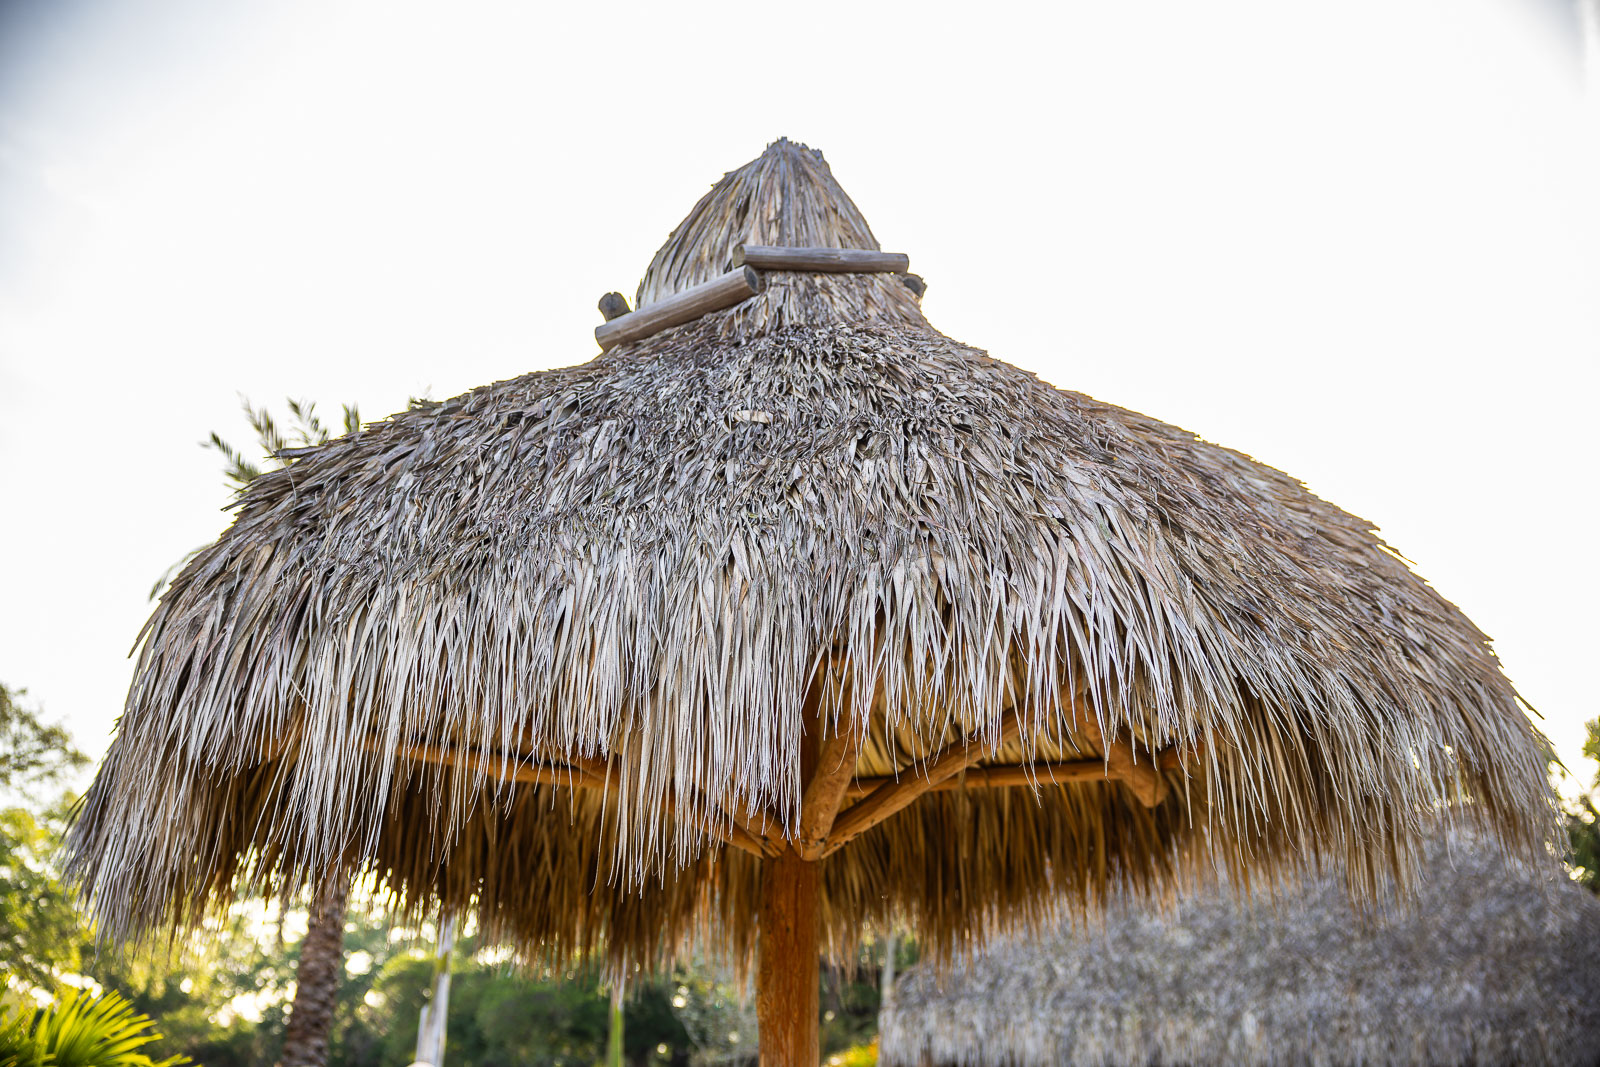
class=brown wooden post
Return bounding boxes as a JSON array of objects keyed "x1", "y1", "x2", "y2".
[{"x1": 756, "y1": 849, "x2": 820, "y2": 1066}]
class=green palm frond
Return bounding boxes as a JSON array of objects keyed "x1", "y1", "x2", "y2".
[
  {"x1": 27, "y1": 988, "x2": 190, "y2": 1067},
  {"x1": 0, "y1": 998, "x2": 45, "y2": 1067}
]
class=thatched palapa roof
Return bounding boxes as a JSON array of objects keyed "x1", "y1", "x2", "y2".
[
  {"x1": 69, "y1": 139, "x2": 1553, "y2": 972},
  {"x1": 879, "y1": 835, "x2": 1600, "y2": 1067}
]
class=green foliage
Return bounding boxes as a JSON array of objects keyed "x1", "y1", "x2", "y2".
[
  {"x1": 0, "y1": 806, "x2": 91, "y2": 992},
  {"x1": 207, "y1": 398, "x2": 361, "y2": 492},
  {"x1": 828, "y1": 1038, "x2": 879, "y2": 1066},
  {"x1": 0, "y1": 985, "x2": 190, "y2": 1067},
  {"x1": 28, "y1": 987, "x2": 190, "y2": 1067},
  {"x1": 0, "y1": 993, "x2": 47, "y2": 1067},
  {"x1": 0, "y1": 686, "x2": 91, "y2": 991},
  {"x1": 1562, "y1": 718, "x2": 1600, "y2": 893},
  {"x1": 0, "y1": 687, "x2": 88, "y2": 795},
  {"x1": 336, "y1": 952, "x2": 691, "y2": 1067}
]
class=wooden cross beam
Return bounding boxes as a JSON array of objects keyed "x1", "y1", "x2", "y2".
[
  {"x1": 844, "y1": 759, "x2": 1116, "y2": 796},
  {"x1": 371, "y1": 735, "x2": 773, "y2": 858},
  {"x1": 368, "y1": 720, "x2": 1198, "y2": 862}
]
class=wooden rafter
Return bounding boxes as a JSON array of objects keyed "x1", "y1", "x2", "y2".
[
  {"x1": 369, "y1": 720, "x2": 1200, "y2": 861},
  {"x1": 369, "y1": 735, "x2": 606, "y2": 790},
  {"x1": 369, "y1": 734, "x2": 770, "y2": 859},
  {"x1": 819, "y1": 709, "x2": 1023, "y2": 857}
]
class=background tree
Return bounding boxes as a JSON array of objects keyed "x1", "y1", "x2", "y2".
[
  {"x1": 0, "y1": 685, "x2": 91, "y2": 990},
  {"x1": 1563, "y1": 717, "x2": 1600, "y2": 893}
]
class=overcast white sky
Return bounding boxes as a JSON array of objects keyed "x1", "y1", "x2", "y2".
[{"x1": 1, "y1": 0, "x2": 1596, "y2": 790}]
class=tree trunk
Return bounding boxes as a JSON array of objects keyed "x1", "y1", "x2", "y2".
[
  {"x1": 279, "y1": 874, "x2": 351, "y2": 1067},
  {"x1": 414, "y1": 912, "x2": 455, "y2": 1066},
  {"x1": 756, "y1": 850, "x2": 819, "y2": 1066}
]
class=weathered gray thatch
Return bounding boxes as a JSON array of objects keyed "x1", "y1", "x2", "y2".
[
  {"x1": 880, "y1": 836, "x2": 1600, "y2": 1067},
  {"x1": 68, "y1": 139, "x2": 1553, "y2": 971}
]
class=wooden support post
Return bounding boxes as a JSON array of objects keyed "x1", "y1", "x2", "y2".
[
  {"x1": 597, "y1": 292, "x2": 631, "y2": 321},
  {"x1": 756, "y1": 850, "x2": 819, "y2": 1066},
  {"x1": 734, "y1": 244, "x2": 910, "y2": 273},
  {"x1": 820, "y1": 710, "x2": 1022, "y2": 856},
  {"x1": 595, "y1": 267, "x2": 763, "y2": 351}
]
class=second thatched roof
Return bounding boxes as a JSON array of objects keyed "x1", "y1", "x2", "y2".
[
  {"x1": 880, "y1": 836, "x2": 1600, "y2": 1067},
  {"x1": 68, "y1": 139, "x2": 1554, "y2": 971}
]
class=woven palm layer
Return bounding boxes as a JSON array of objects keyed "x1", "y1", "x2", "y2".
[
  {"x1": 67, "y1": 140, "x2": 1554, "y2": 971},
  {"x1": 879, "y1": 835, "x2": 1600, "y2": 1067}
]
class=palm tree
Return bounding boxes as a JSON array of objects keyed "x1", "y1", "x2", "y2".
[
  {"x1": 279, "y1": 875, "x2": 353, "y2": 1067},
  {"x1": 194, "y1": 400, "x2": 361, "y2": 1067}
]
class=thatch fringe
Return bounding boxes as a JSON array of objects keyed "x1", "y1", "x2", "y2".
[
  {"x1": 880, "y1": 834, "x2": 1600, "y2": 1067},
  {"x1": 67, "y1": 139, "x2": 1555, "y2": 974}
]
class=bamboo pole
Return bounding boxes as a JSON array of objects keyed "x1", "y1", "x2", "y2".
[
  {"x1": 756, "y1": 851, "x2": 819, "y2": 1066},
  {"x1": 733, "y1": 244, "x2": 910, "y2": 273},
  {"x1": 595, "y1": 267, "x2": 762, "y2": 351}
]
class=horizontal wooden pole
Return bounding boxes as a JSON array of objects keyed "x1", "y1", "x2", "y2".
[
  {"x1": 733, "y1": 244, "x2": 910, "y2": 274},
  {"x1": 595, "y1": 267, "x2": 762, "y2": 350},
  {"x1": 368, "y1": 735, "x2": 768, "y2": 858},
  {"x1": 844, "y1": 759, "x2": 1118, "y2": 797},
  {"x1": 367, "y1": 735, "x2": 605, "y2": 790}
]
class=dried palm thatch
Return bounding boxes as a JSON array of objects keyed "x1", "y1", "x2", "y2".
[
  {"x1": 69, "y1": 139, "x2": 1553, "y2": 986},
  {"x1": 879, "y1": 834, "x2": 1600, "y2": 1067}
]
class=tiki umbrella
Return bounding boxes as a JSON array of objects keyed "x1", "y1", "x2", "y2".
[
  {"x1": 879, "y1": 833, "x2": 1600, "y2": 1066},
  {"x1": 68, "y1": 139, "x2": 1553, "y2": 1064}
]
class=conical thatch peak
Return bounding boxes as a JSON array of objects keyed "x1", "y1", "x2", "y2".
[{"x1": 631, "y1": 138, "x2": 925, "y2": 336}]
